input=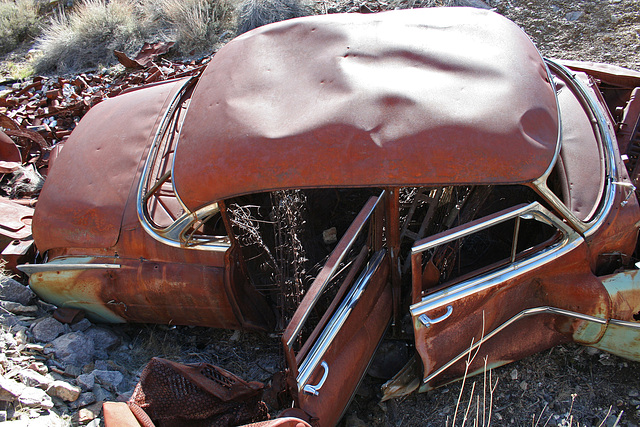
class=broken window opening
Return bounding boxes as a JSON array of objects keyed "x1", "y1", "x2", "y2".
[{"x1": 227, "y1": 188, "x2": 380, "y2": 331}]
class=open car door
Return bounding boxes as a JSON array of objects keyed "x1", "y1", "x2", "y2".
[
  {"x1": 408, "y1": 202, "x2": 611, "y2": 391},
  {"x1": 282, "y1": 192, "x2": 392, "y2": 426}
]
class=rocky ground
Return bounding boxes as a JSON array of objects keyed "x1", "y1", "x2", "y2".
[{"x1": 1, "y1": 0, "x2": 640, "y2": 426}]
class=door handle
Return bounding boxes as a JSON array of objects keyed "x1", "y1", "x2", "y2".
[
  {"x1": 303, "y1": 361, "x2": 329, "y2": 396},
  {"x1": 419, "y1": 305, "x2": 453, "y2": 327}
]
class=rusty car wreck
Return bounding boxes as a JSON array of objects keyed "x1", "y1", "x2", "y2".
[{"x1": 13, "y1": 6, "x2": 640, "y2": 426}]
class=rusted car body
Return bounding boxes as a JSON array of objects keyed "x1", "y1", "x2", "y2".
[{"x1": 16, "y1": 7, "x2": 640, "y2": 426}]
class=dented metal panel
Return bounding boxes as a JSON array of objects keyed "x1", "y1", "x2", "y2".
[
  {"x1": 173, "y1": 8, "x2": 558, "y2": 210},
  {"x1": 27, "y1": 256, "x2": 243, "y2": 328},
  {"x1": 33, "y1": 78, "x2": 190, "y2": 252}
]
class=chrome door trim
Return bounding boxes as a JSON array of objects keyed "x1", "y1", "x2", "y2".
[
  {"x1": 18, "y1": 263, "x2": 121, "y2": 276},
  {"x1": 285, "y1": 191, "x2": 385, "y2": 349},
  {"x1": 296, "y1": 249, "x2": 386, "y2": 392},
  {"x1": 422, "y1": 306, "x2": 607, "y2": 385},
  {"x1": 410, "y1": 202, "x2": 581, "y2": 318}
]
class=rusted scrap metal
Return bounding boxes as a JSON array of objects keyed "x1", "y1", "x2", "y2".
[
  {"x1": 0, "y1": 129, "x2": 21, "y2": 173},
  {"x1": 0, "y1": 197, "x2": 33, "y2": 240},
  {"x1": 126, "y1": 358, "x2": 268, "y2": 426},
  {"x1": 1, "y1": 237, "x2": 34, "y2": 274},
  {"x1": 115, "y1": 41, "x2": 176, "y2": 69},
  {"x1": 0, "y1": 57, "x2": 207, "y2": 151}
]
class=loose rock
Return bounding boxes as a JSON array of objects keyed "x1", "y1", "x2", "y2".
[
  {"x1": 0, "y1": 376, "x2": 25, "y2": 401},
  {"x1": 0, "y1": 302, "x2": 38, "y2": 317},
  {"x1": 47, "y1": 380, "x2": 80, "y2": 402},
  {"x1": 18, "y1": 386, "x2": 53, "y2": 409},
  {"x1": 93, "y1": 370, "x2": 124, "y2": 391},
  {"x1": 76, "y1": 373, "x2": 95, "y2": 392},
  {"x1": 77, "y1": 401, "x2": 102, "y2": 423},
  {"x1": 0, "y1": 278, "x2": 35, "y2": 306},
  {"x1": 70, "y1": 391, "x2": 96, "y2": 409},
  {"x1": 17, "y1": 370, "x2": 51, "y2": 389},
  {"x1": 50, "y1": 332, "x2": 95, "y2": 367},
  {"x1": 70, "y1": 318, "x2": 92, "y2": 332},
  {"x1": 85, "y1": 326, "x2": 121, "y2": 352},
  {"x1": 32, "y1": 318, "x2": 65, "y2": 343}
]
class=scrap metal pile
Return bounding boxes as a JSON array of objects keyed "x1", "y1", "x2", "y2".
[{"x1": 0, "y1": 45, "x2": 209, "y2": 273}]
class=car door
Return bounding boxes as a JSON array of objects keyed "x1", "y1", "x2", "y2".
[
  {"x1": 408, "y1": 202, "x2": 612, "y2": 391},
  {"x1": 281, "y1": 191, "x2": 392, "y2": 426}
]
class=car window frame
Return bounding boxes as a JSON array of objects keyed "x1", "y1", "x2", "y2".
[{"x1": 533, "y1": 59, "x2": 620, "y2": 238}]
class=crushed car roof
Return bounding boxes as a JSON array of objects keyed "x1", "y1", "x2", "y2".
[{"x1": 173, "y1": 7, "x2": 559, "y2": 211}]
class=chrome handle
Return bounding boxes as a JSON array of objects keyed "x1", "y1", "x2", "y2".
[
  {"x1": 419, "y1": 305, "x2": 453, "y2": 327},
  {"x1": 303, "y1": 361, "x2": 329, "y2": 396}
]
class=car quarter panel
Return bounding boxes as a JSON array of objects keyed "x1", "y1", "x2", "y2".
[{"x1": 33, "y1": 78, "x2": 190, "y2": 252}]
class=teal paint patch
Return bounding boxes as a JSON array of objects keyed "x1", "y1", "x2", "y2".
[{"x1": 589, "y1": 323, "x2": 640, "y2": 361}]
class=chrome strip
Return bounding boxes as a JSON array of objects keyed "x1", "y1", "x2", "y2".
[
  {"x1": 286, "y1": 191, "x2": 385, "y2": 348},
  {"x1": 17, "y1": 263, "x2": 121, "y2": 276},
  {"x1": 136, "y1": 78, "x2": 230, "y2": 251},
  {"x1": 609, "y1": 319, "x2": 640, "y2": 330},
  {"x1": 535, "y1": 59, "x2": 618, "y2": 237},
  {"x1": 410, "y1": 203, "x2": 581, "y2": 317},
  {"x1": 296, "y1": 249, "x2": 386, "y2": 392},
  {"x1": 411, "y1": 202, "x2": 571, "y2": 256},
  {"x1": 422, "y1": 306, "x2": 607, "y2": 385}
]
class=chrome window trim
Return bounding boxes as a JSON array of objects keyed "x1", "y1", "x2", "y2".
[
  {"x1": 410, "y1": 202, "x2": 581, "y2": 317},
  {"x1": 286, "y1": 191, "x2": 385, "y2": 349},
  {"x1": 136, "y1": 77, "x2": 230, "y2": 251},
  {"x1": 534, "y1": 59, "x2": 618, "y2": 236},
  {"x1": 296, "y1": 249, "x2": 387, "y2": 392}
]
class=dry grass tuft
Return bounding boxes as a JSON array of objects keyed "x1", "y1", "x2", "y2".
[
  {"x1": 147, "y1": 0, "x2": 237, "y2": 55},
  {"x1": 34, "y1": 0, "x2": 153, "y2": 74},
  {"x1": 0, "y1": 0, "x2": 42, "y2": 55},
  {"x1": 236, "y1": 0, "x2": 310, "y2": 35}
]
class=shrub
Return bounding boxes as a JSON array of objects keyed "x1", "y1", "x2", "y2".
[
  {"x1": 147, "y1": 0, "x2": 237, "y2": 55},
  {"x1": 34, "y1": 0, "x2": 153, "y2": 74},
  {"x1": 0, "y1": 0, "x2": 42, "y2": 55},
  {"x1": 236, "y1": 0, "x2": 310, "y2": 35}
]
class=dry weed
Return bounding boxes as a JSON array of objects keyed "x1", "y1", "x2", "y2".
[
  {"x1": 0, "y1": 0, "x2": 42, "y2": 55},
  {"x1": 34, "y1": 0, "x2": 153, "y2": 73},
  {"x1": 148, "y1": 0, "x2": 237, "y2": 54},
  {"x1": 236, "y1": 0, "x2": 310, "y2": 35}
]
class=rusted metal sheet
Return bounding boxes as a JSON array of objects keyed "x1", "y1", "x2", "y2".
[
  {"x1": 0, "y1": 197, "x2": 34, "y2": 240},
  {"x1": 33, "y1": 78, "x2": 189, "y2": 252},
  {"x1": 1, "y1": 238, "x2": 34, "y2": 274},
  {"x1": 27, "y1": 256, "x2": 242, "y2": 328},
  {"x1": 103, "y1": 402, "x2": 142, "y2": 427},
  {"x1": 173, "y1": 8, "x2": 558, "y2": 211},
  {"x1": 559, "y1": 59, "x2": 640, "y2": 88},
  {"x1": 0, "y1": 129, "x2": 21, "y2": 173},
  {"x1": 408, "y1": 203, "x2": 612, "y2": 391}
]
